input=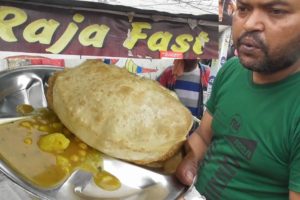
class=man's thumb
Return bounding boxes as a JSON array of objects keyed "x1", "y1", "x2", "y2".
[{"x1": 176, "y1": 154, "x2": 198, "y2": 185}]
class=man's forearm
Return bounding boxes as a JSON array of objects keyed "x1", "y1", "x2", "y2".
[
  {"x1": 185, "y1": 130, "x2": 210, "y2": 163},
  {"x1": 185, "y1": 111, "x2": 213, "y2": 162}
]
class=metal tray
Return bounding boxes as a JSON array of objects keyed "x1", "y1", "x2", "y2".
[{"x1": 0, "y1": 66, "x2": 186, "y2": 200}]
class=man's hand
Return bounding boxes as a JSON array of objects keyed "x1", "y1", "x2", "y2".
[
  {"x1": 176, "y1": 151, "x2": 199, "y2": 186},
  {"x1": 176, "y1": 111, "x2": 213, "y2": 185}
]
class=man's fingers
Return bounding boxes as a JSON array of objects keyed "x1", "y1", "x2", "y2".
[{"x1": 175, "y1": 153, "x2": 198, "y2": 186}]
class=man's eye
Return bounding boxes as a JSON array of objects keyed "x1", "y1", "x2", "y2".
[
  {"x1": 270, "y1": 9, "x2": 287, "y2": 15},
  {"x1": 237, "y1": 6, "x2": 248, "y2": 13}
]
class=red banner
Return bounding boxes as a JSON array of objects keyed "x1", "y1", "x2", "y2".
[{"x1": 0, "y1": 2, "x2": 218, "y2": 59}]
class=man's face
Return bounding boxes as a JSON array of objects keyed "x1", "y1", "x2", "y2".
[
  {"x1": 232, "y1": 0, "x2": 300, "y2": 74},
  {"x1": 183, "y1": 59, "x2": 198, "y2": 71}
]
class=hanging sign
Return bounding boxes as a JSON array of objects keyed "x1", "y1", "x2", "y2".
[{"x1": 0, "y1": 2, "x2": 218, "y2": 59}]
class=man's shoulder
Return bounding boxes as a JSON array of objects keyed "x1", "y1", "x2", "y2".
[
  {"x1": 224, "y1": 56, "x2": 241, "y2": 68},
  {"x1": 219, "y1": 57, "x2": 242, "y2": 75},
  {"x1": 157, "y1": 65, "x2": 174, "y2": 83},
  {"x1": 162, "y1": 65, "x2": 173, "y2": 74}
]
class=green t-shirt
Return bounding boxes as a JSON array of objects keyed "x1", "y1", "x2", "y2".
[{"x1": 196, "y1": 57, "x2": 300, "y2": 200}]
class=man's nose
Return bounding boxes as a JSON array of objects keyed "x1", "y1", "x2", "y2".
[{"x1": 243, "y1": 10, "x2": 265, "y2": 32}]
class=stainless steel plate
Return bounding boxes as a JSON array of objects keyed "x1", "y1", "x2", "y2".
[{"x1": 0, "y1": 66, "x2": 186, "y2": 200}]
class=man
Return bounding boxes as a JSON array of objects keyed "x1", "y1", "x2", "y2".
[
  {"x1": 219, "y1": 0, "x2": 224, "y2": 22},
  {"x1": 158, "y1": 59, "x2": 210, "y2": 119},
  {"x1": 176, "y1": 0, "x2": 300, "y2": 199}
]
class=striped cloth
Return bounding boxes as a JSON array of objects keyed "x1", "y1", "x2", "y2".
[{"x1": 174, "y1": 67, "x2": 202, "y2": 117}]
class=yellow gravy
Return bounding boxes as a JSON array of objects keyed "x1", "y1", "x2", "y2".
[{"x1": 0, "y1": 106, "x2": 120, "y2": 190}]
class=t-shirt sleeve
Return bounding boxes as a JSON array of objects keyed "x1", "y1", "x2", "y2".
[
  {"x1": 205, "y1": 73, "x2": 218, "y2": 114},
  {"x1": 289, "y1": 117, "x2": 300, "y2": 192},
  {"x1": 200, "y1": 65, "x2": 211, "y2": 88},
  {"x1": 205, "y1": 58, "x2": 237, "y2": 115}
]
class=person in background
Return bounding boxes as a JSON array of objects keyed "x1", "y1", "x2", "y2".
[
  {"x1": 219, "y1": 0, "x2": 224, "y2": 22},
  {"x1": 220, "y1": 0, "x2": 237, "y2": 24},
  {"x1": 226, "y1": 44, "x2": 237, "y2": 60},
  {"x1": 227, "y1": 0, "x2": 237, "y2": 16},
  {"x1": 176, "y1": 0, "x2": 300, "y2": 199},
  {"x1": 158, "y1": 59, "x2": 210, "y2": 120}
]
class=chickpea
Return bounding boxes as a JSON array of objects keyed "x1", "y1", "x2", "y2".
[
  {"x1": 20, "y1": 121, "x2": 32, "y2": 129},
  {"x1": 56, "y1": 155, "x2": 71, "y2": 167},
  {"x1": 52, "y1": 122, "x2": 63, "y2": 130},
  {"x1": 79, "y1": 143, "x2": 87, "y2": 150},
  {"x1": 39, "y1": 119, "x2": 49, "y2": 125},
  {"x1": 38, "y1": 125, "x2": 51, "y2": 132},
  {"x1": 70, "y1": 155, "x2": 79, "y2": 162},
  {"x1": 24, "y1": 137, "x2": 32, "y2": 145},
  {"x1": 16, "y1": 104, "x2": 34, "y2": 114},
  {"x1": 78, "y1": 150, "x2": 87, "y2": 157}
]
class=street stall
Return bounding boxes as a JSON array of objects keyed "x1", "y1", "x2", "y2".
[{"x1": 0, "y1": 0, "x2": 218, "y2": 199}]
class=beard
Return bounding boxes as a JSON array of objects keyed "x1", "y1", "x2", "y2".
[{"x1": 236, "y1": 32, "x2": 300, "y2": 74}]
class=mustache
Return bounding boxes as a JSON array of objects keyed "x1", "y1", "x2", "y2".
[{"x1": 237, "y1": 32, "x2": 266, "y2": 50}]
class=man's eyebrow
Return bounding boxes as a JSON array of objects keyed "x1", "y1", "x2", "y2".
[
  {"x1": 236, "y1": 0, "x2": 247, "y2": 4},
  {"x1": 267, "y1": 0, "x2": 290, "y2": 5},
  {"x1": 237, "y1": 0, "x2": 290, "y2": 6},
  {"x1": 262, "y1": 2, "x2": 292, "y2": 11},
  {"x1": 236, "y1": 0, "x2": 249, "y2": 6}
]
